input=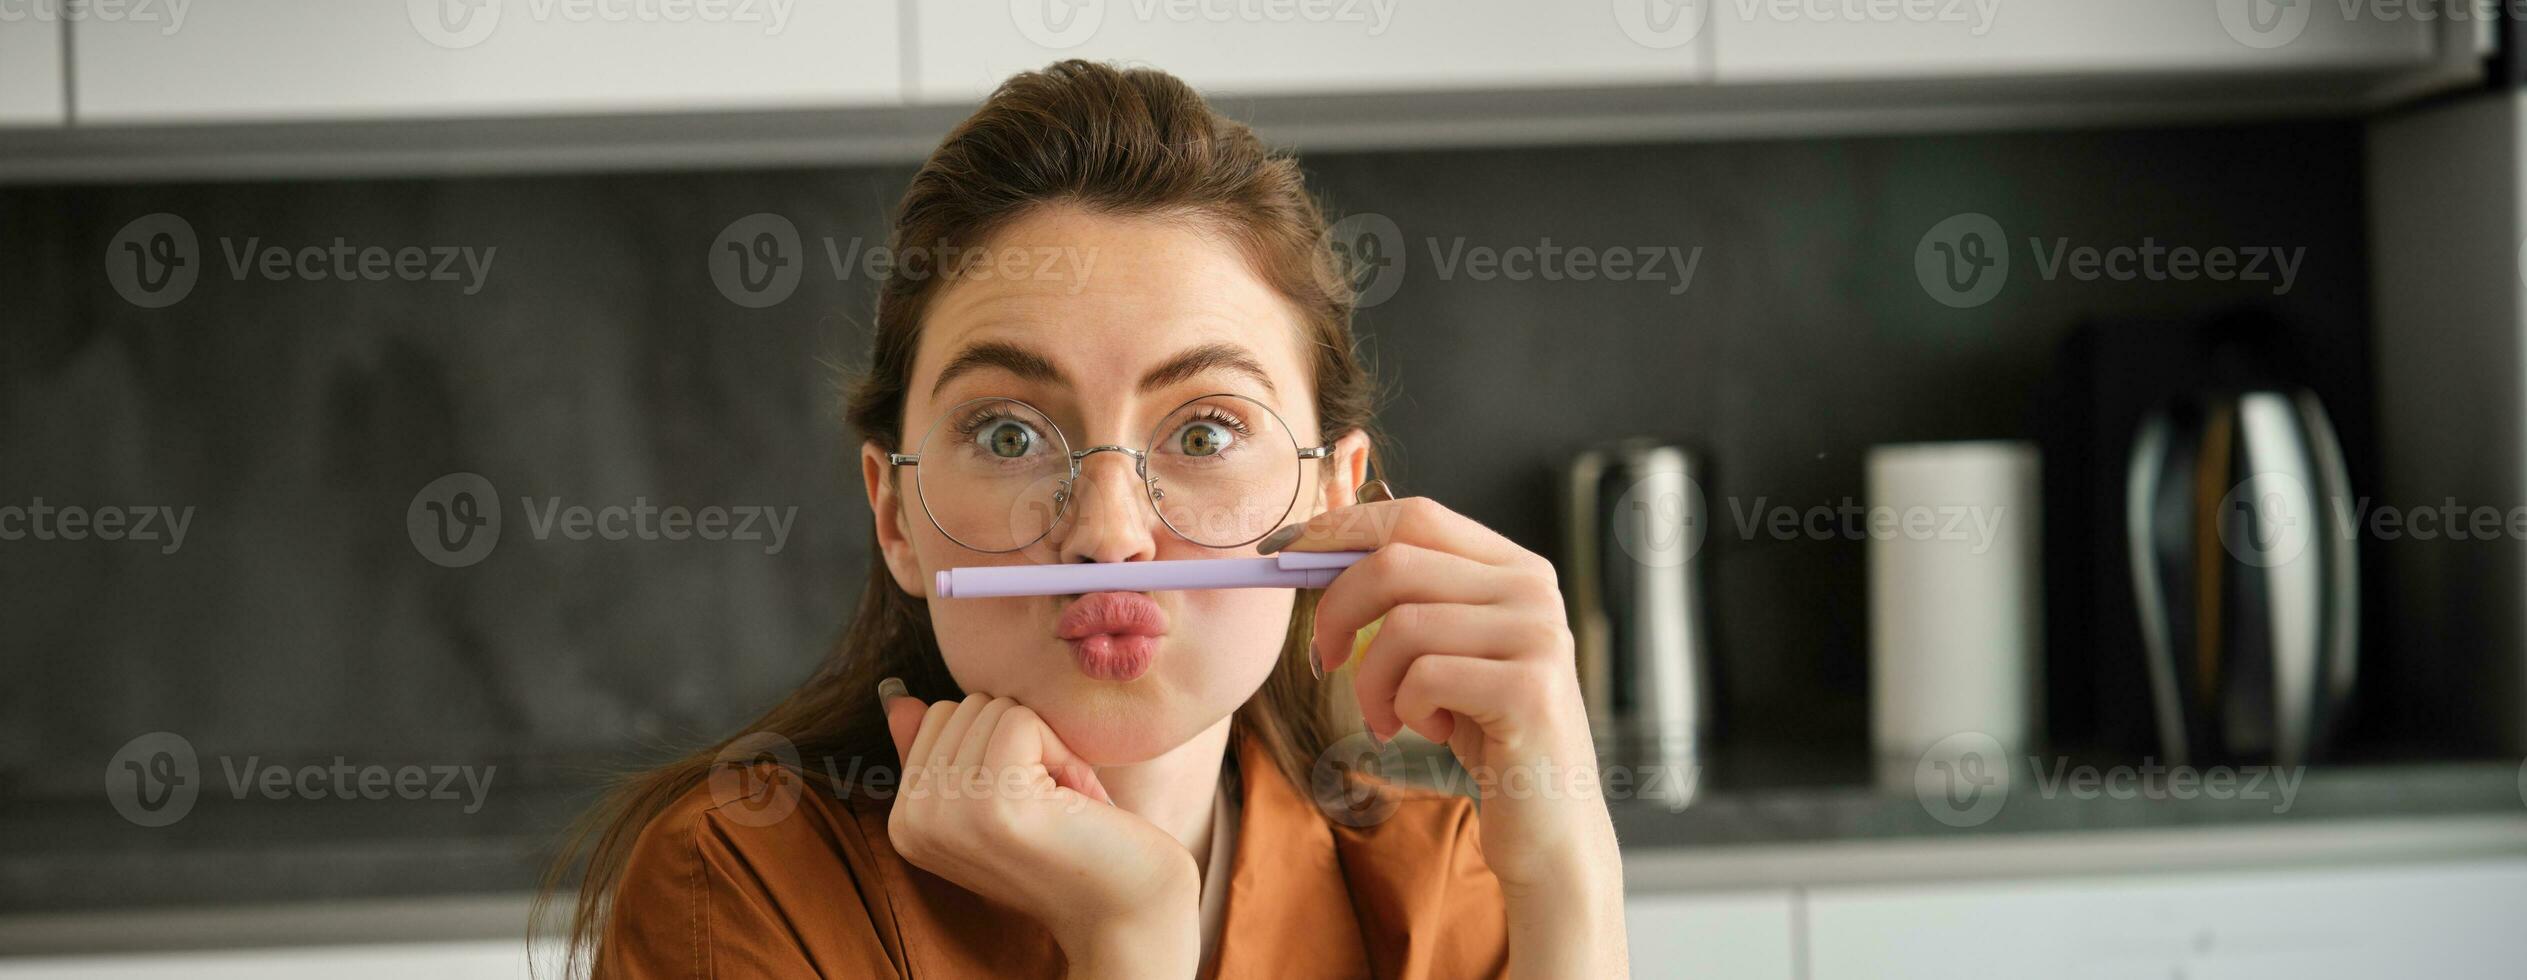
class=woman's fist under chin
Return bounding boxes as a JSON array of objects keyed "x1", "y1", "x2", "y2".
[{"x1": 879, "y1": 682, "x2": 1202, "y2": 976}]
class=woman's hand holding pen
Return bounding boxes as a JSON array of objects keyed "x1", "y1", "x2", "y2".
[
  {"x1": 1259, "y1": 486, "x2": 1630, "y2": 978},
  {"x1": 879, "y1": 682, "x2": 1201, "y2": 979}
]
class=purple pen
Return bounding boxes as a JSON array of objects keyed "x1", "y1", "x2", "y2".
[{"x1": 933, "y1": 551, "x2": 1372, "y2": 598}]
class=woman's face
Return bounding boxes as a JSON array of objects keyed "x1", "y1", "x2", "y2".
[{"x1": 863, "y1": 205, "x2": 1370, "y2": 765}]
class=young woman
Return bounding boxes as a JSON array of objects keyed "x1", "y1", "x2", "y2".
[{"x1": 544, "y1": 60, "x2": 1628, "y2": 979}]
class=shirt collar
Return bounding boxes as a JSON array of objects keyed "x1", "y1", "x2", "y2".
[{"x1": 1209, "y1": 727, "x2": 1371, "y2": 977}]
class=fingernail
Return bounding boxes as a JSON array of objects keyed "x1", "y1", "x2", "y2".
[
  {"x1": 1255, "y1": 522, "x2": 1304, "y2": 554},
  {"x1": 1309, "y1": 642, "x2": 1324, "y2": 681},
  {"x1": 877, "y1": 676, "x2": 907, "y2": 702},
  {"x1": 1357, "y1": 478, "x2": 1393, "y2": 503}
]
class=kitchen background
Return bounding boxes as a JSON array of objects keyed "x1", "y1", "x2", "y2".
[{"x1": 4, "y1": 2, "x2": 2526, "y2": 978}]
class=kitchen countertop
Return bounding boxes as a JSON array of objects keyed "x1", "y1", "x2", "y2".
[
  {"x1": 9, "y1": 809, "x2": 2527, "y2": 959},
  {"x1": 7, "y1": 753, "x2": 2523, "y2": 917},
  {"x1": 1603, "y1": 757, "x2": 2527, "y2": 848}
]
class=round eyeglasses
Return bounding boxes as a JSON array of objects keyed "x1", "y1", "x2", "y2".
[{"x1": 887, "y1": 392, "x2": 1333, "y2": 553}]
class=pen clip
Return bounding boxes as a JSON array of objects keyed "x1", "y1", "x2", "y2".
[{"x1": 1274, "y1": 550, "x2": 1369, "y2": 571}]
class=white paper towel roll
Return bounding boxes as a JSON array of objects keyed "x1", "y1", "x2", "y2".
[{"x1": 1867, "y1": 440, "x2": 2043, "y2": 788}]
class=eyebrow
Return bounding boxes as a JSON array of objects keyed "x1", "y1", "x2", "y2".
[
  {"x1": 1135, "y1": 342, "x2": 1278, "y2": 398},
  {"x1": 929, "y1": 340, "x2": 1061, "y2": 399},
  {"x1": 928, "y1": 340, "x2": 1278, "y2": 399}
]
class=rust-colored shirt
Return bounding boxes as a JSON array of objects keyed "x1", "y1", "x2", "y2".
[{"x1": 601, "y1": 729, "x2": 1510, "y2": 978}]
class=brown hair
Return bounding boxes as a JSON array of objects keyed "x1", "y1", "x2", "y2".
[{"x1": 534, "y1": 59, "x2": 1384, "y2": 976}]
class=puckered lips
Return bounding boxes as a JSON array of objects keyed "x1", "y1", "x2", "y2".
[{"x1": 1055, "y1": 591, "x2": 1168, "y2": 682}]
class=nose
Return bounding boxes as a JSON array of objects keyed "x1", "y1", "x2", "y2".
[{"x1": 1053, "y1": 447, "x2": 1159, "y2": 565}]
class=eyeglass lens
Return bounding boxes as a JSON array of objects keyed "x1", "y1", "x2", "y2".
[{"x1": 908, "y1": 394, "x2": 1307, "y2": 552}]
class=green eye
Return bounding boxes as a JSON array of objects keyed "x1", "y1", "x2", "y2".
[
  {"x1": 1178, "y1": 421, "x2": 1234, "y2": 457},
  {"x1": 978, "y1": 421, "x2": 1036, "y2": 458}
]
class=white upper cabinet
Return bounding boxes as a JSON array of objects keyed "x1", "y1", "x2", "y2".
[
  {"x1": 910, "y1": 0, "x2": 1710, "y2": 103},
  {"x1": 0, "y1": 1, "x2": 2484, "y2": 177},
  {"x1": 1711, "y1": 0, "x2": 2442, "y2": 82},
  {"x1": 0, "y1": 13, "x2": 65, "y2": 126},
  {"x1": 73, "y1": 1, "x2": 901, "y2": 124}
]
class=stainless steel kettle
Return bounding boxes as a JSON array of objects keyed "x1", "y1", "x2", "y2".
[{"x1": 1560, "y1": 441, "x2": 1713, "y2": 810}]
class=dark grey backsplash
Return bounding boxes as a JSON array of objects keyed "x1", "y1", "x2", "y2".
[{"x1": 0, "y1": 122, "x2": 2372, "y2": 799}]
